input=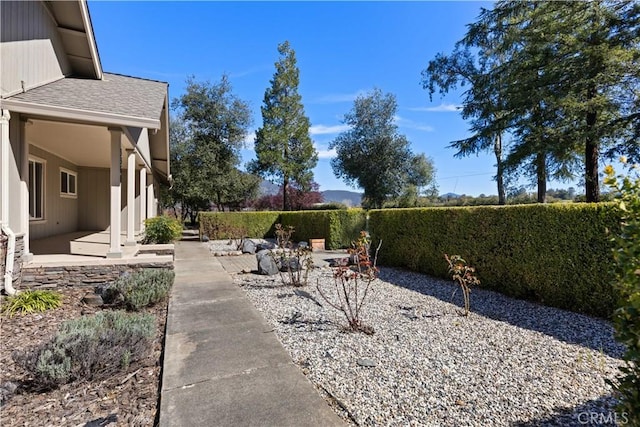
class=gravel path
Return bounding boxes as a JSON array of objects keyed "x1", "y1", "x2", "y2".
[{"x1": 233, "y1": 261, "x2": 625, "y2": 426}]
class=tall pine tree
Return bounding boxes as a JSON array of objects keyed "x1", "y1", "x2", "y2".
[{"x1": 249, "y1": 41, "x2": 318, "y2": 211}]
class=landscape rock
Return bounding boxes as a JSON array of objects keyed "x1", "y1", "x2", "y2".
[
  {"x1": 82, "y1": 293, "x2": 104, "y2": 307},
  {"x1": 256, "y1": 242, "x2": 277, "y2": 251},
  {"x1": 241, "y1": 239, "x2": 257, "y2": 254},
  {"x1": 279, "y1": 257, "x2": 301, "y2": 272},
  {"x1": 356, "y1": 358, "x2": 377, "y2": 367},
  {"x1": 256, "y1": 250, "x2": 278, "y2": 276}
]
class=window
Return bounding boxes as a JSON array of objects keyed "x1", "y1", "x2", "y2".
[
  {"x1": 29, "y1": 158, "x2": 45, "y2": 220},
  {"x1": 60, "y1": 168, "x2": 77, "y2": 197}
]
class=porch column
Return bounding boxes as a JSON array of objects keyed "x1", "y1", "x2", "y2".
[
  {"x1": 139, "y1": 167, "x2": 147, "y2": 232},
  {"x1": 0, "y1": 110, "x2": 10, "y2": 225},
  {"x1": 107, "y1": 128, "x2": 122, "y2": 258},
  {"x1": 19, "y1": 118, "x2": 32, "y2": 261},
  {"x1": 125, "y1": 149, "x2": 136, "y2": 246},
  {"x1": 147, "y1": 179, "x2": 155, "y2": 219}
]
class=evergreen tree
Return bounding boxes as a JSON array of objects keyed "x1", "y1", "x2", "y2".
[{"x1": 249, "y1": 41, "x2": 318, "y2": 211}]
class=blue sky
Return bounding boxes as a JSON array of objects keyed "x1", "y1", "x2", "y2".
[{"x1": 89, "y1": 1, "x2": 574, "y2": 196}]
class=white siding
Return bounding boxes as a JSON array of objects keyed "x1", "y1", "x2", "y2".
[
  {"x1": 0, "y1": 1, "x2": 70, "y2": 97},
  {"x1": 29, "y1": 145, "x2": 78, "y2": 239}
]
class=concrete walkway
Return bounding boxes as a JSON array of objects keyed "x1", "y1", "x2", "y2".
[{"x1": 159, "y1": 239, "x2": 344, "y2": 427}]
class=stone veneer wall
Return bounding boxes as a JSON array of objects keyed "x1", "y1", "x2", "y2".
[
  {"x1": 21, "y1": 261, "x2": 173, "y2": 289},
  {"x1": 1, "y1": 232, "x2": 24, "y2": 290}
]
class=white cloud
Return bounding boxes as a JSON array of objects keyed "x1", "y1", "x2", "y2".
[
  {"x1": 309, "y1": 124, "x2": 350, "y2": 135},
  {"x1": 242, "y1": 131, "x2": 256, "y2": 149},
  {"x1": 313, "y1": 141, "x2": 337, "y2": 159},
  {"x1": 317, "y1": 148, "x2": 337, "y2": 159},
  {"x1": 409, "y1": 103, "x2": 462, "y2": 112},
  {"x1": 313, "y1": 90, "x2": 368, "y2": 104},
  {"x1": 393, "y1": 115, "x2": 434, "y2": 132}
]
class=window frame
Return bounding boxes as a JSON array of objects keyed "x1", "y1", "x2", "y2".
[
  {"x1": 59, "y1": 167, "x2": 77, "y2": 198},
  {"x1": 28, "y1": 156, "x2": 46, "y2": 221}
]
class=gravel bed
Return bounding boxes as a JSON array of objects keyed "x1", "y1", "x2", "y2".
[
  {"x1": 235, "y1": 264, "x2": 625, "y2": 426},
  {"x1": 207, "y1": 238, "x2": 272, "y2": 256}
]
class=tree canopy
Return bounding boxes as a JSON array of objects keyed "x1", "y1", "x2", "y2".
[
  {"x1": 166, "y1": 76, "x2": 258, "y2": 221},
  {"x1": 330, "y1": 89, "x2": 437, "y2": 209},
  {"x1": 424, "y1": 0, "x2": 640, "y2": 203},
  {"x1": 248, "y1": 41, "x2": 318, "y2": 211}
]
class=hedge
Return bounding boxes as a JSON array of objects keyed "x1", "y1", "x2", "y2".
[
  {"x1": 368, "y1": 203, "x2": 620, "y2": 318},
  {"x1": 198, "y1": 210, "x2": 367, "y2": 249},
  {"x1": 280, "y1": 209, "x2": 367, "y2": 249},
  {"x1": 198, "y1": 212, "x2": 280, "y2": 240}
]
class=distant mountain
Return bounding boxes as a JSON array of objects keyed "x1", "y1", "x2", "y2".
[
  {"x1": 440, "y1": 192, "x2": 462, "y2": 199},
  {"x1": 259, "y1": 180, "x2": 280, "y2": 196},
  {"x1": 321, "y1": 190, "x2": 362, "y2": 207}
]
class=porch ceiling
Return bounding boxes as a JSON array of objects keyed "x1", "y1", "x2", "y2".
[{"x1": 27, "y1": 119, "x2": 141, "y2": 169}]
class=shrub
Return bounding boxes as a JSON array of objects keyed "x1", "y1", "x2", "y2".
[
  {"x1": 280, "y1": 209, "x2": 367, "y2": 249},
  {"x1": 445, "y1": 254, "x2": 480, "y2": 316},
  {"x1": 369, "y1": 203, "x2": 619, "y2": 317},
  {"x1": 1, "y1": 290, "x2": 62, "y2": 317},
  {"x1": 604, "y1": 161, "x2": 640, "y2": 423},
  {"x1": 199, "y1": 212, "x2": 280, "y2": 240},
  {"x1": 317, "y1": 231, "x2": 381, "y2": 334},
  {"x1": 13, "y1": 311, "x2": 155, "y2": 389},
  {"x1": 143, "y1": 215, "x2": 182, "y2": 244},
  {"x1": 111, "y1": 269, "x2": 175, "y2": 311},
  {"x1": 270, "y1": 224, "x2": 313, "y2": 287}
]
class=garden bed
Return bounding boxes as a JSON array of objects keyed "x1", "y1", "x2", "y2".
[
  {"x1": 235, "y1": 265, "x2": 625, "y2": 426},
  {"x1": 0, "y1": 287, "x2": 167, "y2": 426}
]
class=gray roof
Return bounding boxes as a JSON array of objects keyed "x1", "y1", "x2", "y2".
[{"x1": 7, "y1": 73, "x2": 167, "y2": 124}]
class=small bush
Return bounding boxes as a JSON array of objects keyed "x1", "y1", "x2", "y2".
[
  {"x1": 111, "y1": 269, "x2": 175, "y2": 311},
  {"x1": 317, "y1": 231, "x2": 381, "y2": 334},
  {"x1": 270, "y1": 224, "x2": 314, "y2": 287},
  {"x1": 445, "y1": 254, "x2": 480, "y2": 316},
  {"x1": 13, "y1": 311, "x2": 155, "y2": 389},
  {"x1": 143, "y1": 215, "x2": 182, "y2": 244},
  {"x1": 604, "y1": 162, "x2": 640, "y2": 423},
  {"x1": 1, "y1": 290, "x2": 62, "y2": 318}
]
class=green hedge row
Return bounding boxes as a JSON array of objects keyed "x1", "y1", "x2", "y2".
[
  {"x1": 369, "y1": 203, "x2": 620, "y2": 318},
  {"x1": 199, "y1": 212, "x2": 281, "y2": 240},
  {"x1": 280, "y1": 210, "x2": 367, "y2": 249},
  {"x1": 198, "y1": 210, "x2": 367, "y2": 249}
]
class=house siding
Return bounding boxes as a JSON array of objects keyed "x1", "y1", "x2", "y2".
[
  {"x1": 29, "y1": 145, "x2": 79, "y2": 239},
  {"x1": 0, "y1": 1, "x2": 71, "y2": 97},
  {"x1": 77, "y1": 167, "x2": 110, "y2": 231}
]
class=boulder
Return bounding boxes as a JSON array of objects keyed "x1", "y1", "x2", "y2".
[
  {"x1": 256, "y1": 241, "x2": 277, "y2": 251},
  {"x1": 241, "y1": 239, "x2": 257, "y2": 254},
  {"x1": 256, "y1": 250, "x2": 278, "y2": 275},
  {"x1": 82, "y1": 293, "x2": 104, "y2": 307}
]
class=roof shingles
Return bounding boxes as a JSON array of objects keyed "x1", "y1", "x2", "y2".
[{"x1": 7, "y1": 73, "x2": 167, "y2": 122}]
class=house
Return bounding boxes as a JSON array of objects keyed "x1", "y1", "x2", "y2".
[{"x1": 0, "y1": 0, "x2": 171, "y2": 292}]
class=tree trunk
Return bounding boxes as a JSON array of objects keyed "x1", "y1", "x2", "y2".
[
  {"x1": 494, "y1": 133, "x2": 506, "y2": 205},
  {"x1": 585, "y1": 110, "x2": 600, "y2": 203},
  {"x1": 282, "y1": 176, "x2": 289, "y2": 211},
  {"x1": 536, "y1": 152, "x2": 547, "y2": 203}
]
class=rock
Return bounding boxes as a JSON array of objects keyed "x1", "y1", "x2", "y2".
[
  {"x1": 82, "y1": 293, "x2": 104, "y2": 306},
  {"x1": 241, "y1": 239, "x2": 257, "y2": 254},
  {"x1": 256, "y1": 250, "x2": 278, "y2": 275},
  {"x1": 297, "y1": 241, "x2": 309, "y2": 249},
  {"x1": 201, "y1": 235, "x2": 210, "y2": 242},
  {"x1": 356, "y1": 358, "x2": 377, "y2": 368},
  {"x1": 256, "y1": 242, "x2": 277, "y2": 251},
  {"x1": 0, "y1": 381, "x2": 18, "y2": 405}
]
